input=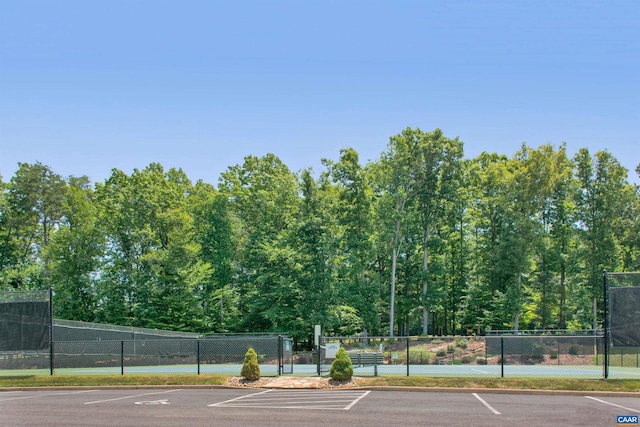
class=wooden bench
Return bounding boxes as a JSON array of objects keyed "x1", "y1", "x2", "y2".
[{"x1": 346, "y1": 350, "x2": 384, "y2": 367}]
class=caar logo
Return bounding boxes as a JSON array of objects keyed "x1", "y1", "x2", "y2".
[{"x1": 617, "y1": 415, "x2": 639, "y2": 426}]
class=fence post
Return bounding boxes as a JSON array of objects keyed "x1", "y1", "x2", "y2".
[
  {"x1": 316, "y1": 336, "x2": 322, "y2": 376},
  {"x1": 197, "y1": 339, "x2": 201, "y2": 375},
  {"x1": 50, "y1": 341, "x2": 54, "y2": 376},
  {"x1": 500, "y1": 336, "x2": 504, "y2": 378},
  {"x1": 603, "y1": 270, "x2": 609, "y2": 379},
  {"x1": 406, "y1": 337, "x2": 410, "y2": 377},
  {"x1": 277, "y1": 336, "x2": 283, "y2": 376},
  {"x1": 49, "y1": 286, "x2": 54, "y2": 376},
  {"x1": 120, "y1": 340, "x2": 124, "y2": 376}
]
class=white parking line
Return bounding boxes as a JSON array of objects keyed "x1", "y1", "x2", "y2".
[
  {"x1": 586, "y1": 396, "x2": 640, "y2": 413},
  {"x1": 472, "y1": 393, "x2": 501, "y2": 415},
  {"x1": 344, "y1": 391, "x2": 370, "y2": 410},
  {"x1": 84, "y1": 389, "x2": 182, "y2": 405},
  {"x1": 208, "y1": 389, "x2": 271, "y2": 407},
  {"x1": 209, "y1": 389, "x2": 370, "y2": 410},
  {"x1": 0, "y1": 390, "x2": 97, "y2": 402}
]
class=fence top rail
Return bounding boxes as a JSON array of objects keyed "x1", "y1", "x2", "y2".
[
  {"x1": 54, "y1": 338, "x2": 199, "y2": 343},
  {"x1": 321, "y1": 335, "x2": 482, "y2": 340},
  {"x1": 54, "y1": 319, "x2": 200, "y2": 338},
  {"x1": 320, "y1": 334, "x2": 604, "y2": 340},
  {"x1": 485, "y1": 329, "x2": 602, "y2": 335}
]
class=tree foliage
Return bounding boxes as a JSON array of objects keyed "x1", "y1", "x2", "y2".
[{"x1": 2, "y1": 132, "x2": 638, "y2": 346}]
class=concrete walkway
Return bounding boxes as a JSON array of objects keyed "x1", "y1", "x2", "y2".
[{"x1": 263, "y1": 377, "x2": 323, "y2": 389}]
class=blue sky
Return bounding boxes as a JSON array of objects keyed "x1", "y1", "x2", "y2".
[{"x1": 1, "y1": 0, "x2": 638, "y2": 185}]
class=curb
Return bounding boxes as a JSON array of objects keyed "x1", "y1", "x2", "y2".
[{"x1": 3, "y1": 384, "x2": 640, "y2": 397}]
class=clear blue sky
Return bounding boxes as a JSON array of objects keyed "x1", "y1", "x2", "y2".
[{"x1": 1, "y1": 0, "x2": 638, "y2": 185}]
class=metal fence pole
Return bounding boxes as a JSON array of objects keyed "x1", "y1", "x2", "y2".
[
  {"x1": 316, "y1": 336, "x2": 322, "y2": 376},
  {"x1": 500, "y1": 336, "x2": 504, "y2": 378},
  {"x1": 277, "y1": 336, "x2": 282, "y2": 376},
  {"x1": 120, "y1": 340, "x2": 124, "y2": 376},
  {"x1": 197, "y1": 339, "x2": 201, "y2": 375},
  {"x1": 50, "y1": 342, "x2": 54, "y2": 376},
  {"x1": 603, "y1": 270, "x2": 609, "y2": 379},
  {"x1": 406, "y1": 337, "x2": 410, "y2": 377},
  {"x1": 49, "y1": 287, "x2": 54, "y2": 376}
]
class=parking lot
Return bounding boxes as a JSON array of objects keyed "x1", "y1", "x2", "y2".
[{"x1": 1, "y1": 387, "x2": 639, "y2": 426}]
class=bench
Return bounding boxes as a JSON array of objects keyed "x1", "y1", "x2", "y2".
[{"x1": 346, "y1": 350, "x2": 384, "y2": 367}]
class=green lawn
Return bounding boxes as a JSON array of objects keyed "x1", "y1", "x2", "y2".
[{"x1": 1, "y1": 374, "x2": 639, "y2": 393}]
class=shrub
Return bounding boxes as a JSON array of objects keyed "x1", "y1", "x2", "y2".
[
  {"x1": 436, "y1": 349, "x2": 447, "y2": 357},
  {"x1": 329, "y1": 347, "x2": 354, "y2": 381},
  {"x1": 460, "y1": 356, "x2": 472, "y2": 364},
  {"x1": 408, "y1": 349, "x2": 433, "y2": 364},
  {"x1": 549, "y1": 350, "x2": 558, "y2": 360},
  {"x1": 524, "y1": 353, "x2": 545, "y2": 364},
  {"x1": 241, "y1": 347, "x2": 261, "y2": 381},
  {"x1": 476, "y1": 358, "x2": 487, "y2": 365},
  {"x1": 568, "y1": 345, "x2": 580, "y2": 355},
  {"x1": 455, "y1": 338, "x2": 468, "y2": 349}
]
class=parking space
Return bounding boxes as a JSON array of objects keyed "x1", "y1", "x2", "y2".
[
  {"x1": 1, "y1": 388, "x2": 639, "y2": 426},
  {"x1": 209, "y1": 389, "x2": 370, "y2": 410}
]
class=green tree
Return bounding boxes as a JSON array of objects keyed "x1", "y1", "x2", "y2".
[
  {"x1": 48, "y1": 176, "x2": 103, "y2": 321},
  {"x1": 372, "y1": 131, "x2": 418, "y2": 336},
  {"x1": 191, "y1": 185, "x2": 239, "y2": 332},
  {"x1": 573, "y1": 149, "x2": 628, "y2": 325},
  {"x1": 407, "y1": 128, "x2": 463, "y2": 335},
  {"x1": 290, "y1": 169, "x2": 339, "y2": 342},
  {"x1": 0, "y1": 162, "x2": 66, "y2": 290},
  {"x1": 219, "y1": 154, "x2": 301, "y2": 333},
  {"x1": 94, "y1": 164, "x2": 209, "y2": 330},
  {"x1": 325, "y1": 148, "x2": 378, "y2": 336}
]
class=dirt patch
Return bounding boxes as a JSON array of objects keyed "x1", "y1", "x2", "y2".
[
  {"x1": 225, "y1": 377, "x2": 273, "y2": 388},
  {"x1": 320, "y1": 377, "x2": 361, "y2": 389}
]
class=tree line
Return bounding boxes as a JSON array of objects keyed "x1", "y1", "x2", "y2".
[{"x1": 1, "y1": 128, "x2": 639, "y2": 347}]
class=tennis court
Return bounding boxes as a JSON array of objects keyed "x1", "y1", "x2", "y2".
[{"x1": 3, "y1": 362, "x2": 639, "y2": 379}]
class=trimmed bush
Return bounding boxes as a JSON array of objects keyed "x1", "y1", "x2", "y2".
[
  {"x1": 330, "y1": 347, "x2": 354, "y2": 381},
  {"x1": 241, "y1": 347, "x2": 261, "y2": 380}
]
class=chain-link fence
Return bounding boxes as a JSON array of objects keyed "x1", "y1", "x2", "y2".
[
  {"x1": 317, "y1": 335, "x2": 628, "y2": 379},
  {"x1": 4, "y1": 334, "x2": 639, "y2": 379},
  {"x1": 0, "y1": 336, "x2": 292, "y2": 376}
]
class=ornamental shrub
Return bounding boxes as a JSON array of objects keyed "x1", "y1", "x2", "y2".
[
  {"x1": 241, "y1": 347, "x2": 261, "y2": 380},
  {"x1": 329, "y1": 347, "x2": 353, "y2": 381}
]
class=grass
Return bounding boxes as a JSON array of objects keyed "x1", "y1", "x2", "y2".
[
  {"x1": 1, "y1": 374, "x2": 639, "y2": 393},
  {"x1": 0, "y1": 374, "x2": 227, "y2": 388},
  {"x1": 360, "y1": 377, "x2": 640, "y2": 392}
]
